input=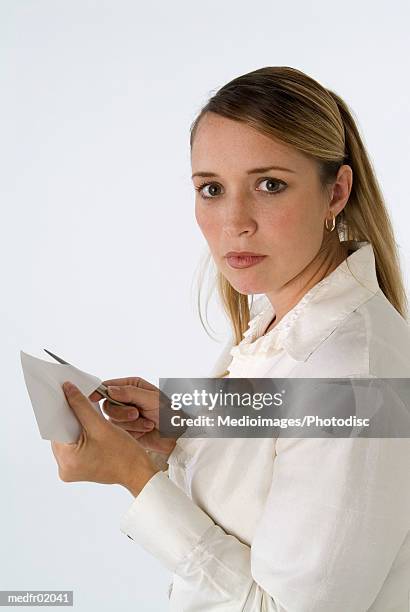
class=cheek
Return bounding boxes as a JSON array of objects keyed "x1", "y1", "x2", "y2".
[
  {"x1": 264, "y1": 197, "x2": 322, "y2": 243},
  {"x1": 195, "y1": 203, "x2": 216, "y2": 239},
  {"x1": 261, "y1": 205, "x2": 302, "y2": 242}
]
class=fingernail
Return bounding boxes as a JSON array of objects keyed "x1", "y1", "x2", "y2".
[
  {"x1": 63, "y1": 381, "x2": 76, "y2": 395},
  {"x1": 144, "y1": 421, "x2": 154, "y2": 429}
]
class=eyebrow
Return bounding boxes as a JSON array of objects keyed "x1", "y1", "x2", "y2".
[{"x1": 191, "y1": 165, "x2": 296, "y2": 179}]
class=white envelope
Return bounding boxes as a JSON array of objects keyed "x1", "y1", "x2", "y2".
[{"x1": 20, "y1": 350, "x2": 104, "y2": 443}]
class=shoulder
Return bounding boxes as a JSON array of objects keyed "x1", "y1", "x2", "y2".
[
  {"x1": 361, "y1": 289, "x2": 410, "y2": 376},
  {"x1": 297, "y1": 289, "x2": 410, "y2": 377}
]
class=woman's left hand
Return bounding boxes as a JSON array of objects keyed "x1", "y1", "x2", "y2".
[{"x1": 51, "y1": 381, "x2": 160, "y2": 496}]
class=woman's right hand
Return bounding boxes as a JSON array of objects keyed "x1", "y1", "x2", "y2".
[{"x1": 88, "y1": 377, "x2": 177, "y2": 457}]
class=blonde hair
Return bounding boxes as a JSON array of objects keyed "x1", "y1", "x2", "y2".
[{"x1": 190, "y1": 66, "x2": 408, "y2": 376}]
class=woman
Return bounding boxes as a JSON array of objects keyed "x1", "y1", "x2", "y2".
[{"x1": 51, "y1": 66, "x2": 410, "y2": 611}]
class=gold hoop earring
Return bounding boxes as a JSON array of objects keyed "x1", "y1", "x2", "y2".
[{"x1": 325, "y1": 213, "x2": 336, "y2": 232}]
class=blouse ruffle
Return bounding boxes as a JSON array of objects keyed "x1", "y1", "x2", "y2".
[
  {"x1": 227, "y1": 241, "x2": 364, "y2": 367},
  {"x1": 229, "y1": 272, "x2": 340, "y2": 359}
]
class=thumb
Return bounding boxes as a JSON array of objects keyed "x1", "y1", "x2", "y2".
[{"x1": 63, "y1": 381, "x2": 103, "y2": 431}]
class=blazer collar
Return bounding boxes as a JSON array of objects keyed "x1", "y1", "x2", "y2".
[{"x1": 246, "y1": 240, "x2": 380, "y2": 362}]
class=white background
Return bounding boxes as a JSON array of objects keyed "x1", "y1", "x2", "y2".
[{"x1": 1, "y1": 1, "x2": 409, "y2": 610}]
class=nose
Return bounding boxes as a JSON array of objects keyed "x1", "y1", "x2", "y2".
[{"x1": 222, "y1": 199, "x2": 257, "y2": 238}]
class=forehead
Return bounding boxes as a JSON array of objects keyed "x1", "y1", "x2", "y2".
[{"x1": 191, "y1": 112, "x2": 308, "y2": 173}]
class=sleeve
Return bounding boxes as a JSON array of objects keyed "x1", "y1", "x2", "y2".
[{"x1": 119, "y1": 436, "x2": 410, "y2": 611}]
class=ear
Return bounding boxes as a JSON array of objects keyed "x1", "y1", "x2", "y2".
[{"x1": 329, "y1": 164, "x2": 353, "y2": 217}]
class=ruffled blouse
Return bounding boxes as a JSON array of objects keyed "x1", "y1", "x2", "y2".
[{"x1": 228, "y1": 247, "x2": 357, "y2": 362}]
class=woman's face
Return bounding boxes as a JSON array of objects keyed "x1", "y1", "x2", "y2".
[{"x1": 191, "y1": 111, "x2": 347, "y2": 296}]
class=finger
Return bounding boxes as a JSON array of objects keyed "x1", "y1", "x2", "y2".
[
  {"x1": 128, "y1": 430, "x2": 147, "y2": 441},
  {"x1": 88, "y1": 389, "x2": 105, "y2": 402},
  {"x1": 105, "y1": 384, "x2": 158, "y2": 412},
  {"x1": 88, "y1": 379, "x2": 155, "y2": 403},
  {"x1": 63, "y1": 381, "x2": 104, "y2": 431},
  {"x1": 120, "y1": 427, "x2": 156, "y2": 445},
  {"x1": 102, "y1": 400, "x2": 139, "y2": 422},
  {"x1": 101, "y1": 376, "x2": 158, "y2": 392},
  {"x1": 110, "y1": 417, "x2": 155, "y2": 432}
]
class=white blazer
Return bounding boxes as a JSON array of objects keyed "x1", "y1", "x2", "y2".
[{"x1": 120, "y1": 240, "x2": 410, "y2": 611}]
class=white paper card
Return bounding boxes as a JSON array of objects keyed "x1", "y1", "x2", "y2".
[{"x1": 20, "y1": 350, "x2": 104, "y2": 443}]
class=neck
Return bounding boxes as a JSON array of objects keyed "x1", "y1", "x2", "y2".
[{"x1": 263, "y1": 234, "x2": 350, "y2": 333}]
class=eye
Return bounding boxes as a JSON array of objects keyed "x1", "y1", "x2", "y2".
[
  {"x1": 256, "y1": 178, "x2": 287, "y2": 195},
  {"x1": 194, "y1": 181, "x2": 222, "y2": 199},
  {"x1": 194, "y1": 177, "x2": 287, "y2": 200}
]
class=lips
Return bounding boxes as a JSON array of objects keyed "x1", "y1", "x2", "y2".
[
  {"x1": 225, "y1": 251, "x2": 265, "y2": 257},
  {"x1": 225, "y1": 254, "x2": 267, "y2": 269}
]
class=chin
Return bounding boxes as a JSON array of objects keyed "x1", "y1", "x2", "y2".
[
  {"x1": 228, "y1": 279, "x2": 267, "y2": 295},
  {"x1": 220, "y1": 266, "x2": 270, "y2": 294}
]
